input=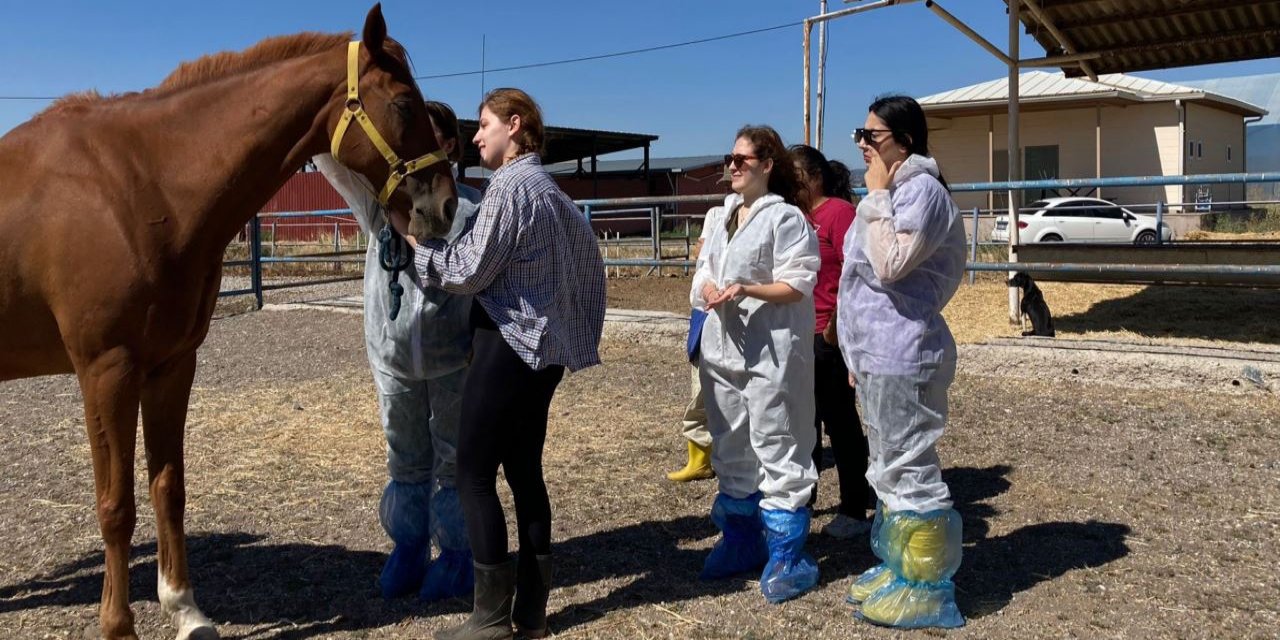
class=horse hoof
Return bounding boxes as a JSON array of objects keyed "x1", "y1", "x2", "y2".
[{"x1": 178, "y1": 624, "x2": 220, "y2": 640}]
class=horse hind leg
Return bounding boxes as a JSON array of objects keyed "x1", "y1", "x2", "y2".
[
  {"x1": 77, "y1": 351, "x2": 144, "y2": 640},
  {"x1": 142, "y1": 353, "x2": 219, "y2": 640}
]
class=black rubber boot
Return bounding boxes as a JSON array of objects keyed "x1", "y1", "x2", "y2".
[
  {"x1": 434, "y1": 557, "x2": 516, "y2": 640},
  {"x1": 512, "y1": 553, "x2": 552, "y2": 639}
]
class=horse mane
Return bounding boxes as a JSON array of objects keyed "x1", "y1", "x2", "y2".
[{"x1": 38, "y1": 31, "x2": 414, "y2": 117}]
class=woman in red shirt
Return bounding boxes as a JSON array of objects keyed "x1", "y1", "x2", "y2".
[{"x1": 790, "y1": 144, "x2": 872, "y2": 539}]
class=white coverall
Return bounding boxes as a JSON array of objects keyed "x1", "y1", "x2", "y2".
[
  {"x1": 691, "y1": 192, "x2": 821, "y2": 512},
  {"x1": 313, "y1": 155, "x2": 480, "y2": 488},
  {"x1": 836, "y1": 154, "x2": 967, "y2": 514}
]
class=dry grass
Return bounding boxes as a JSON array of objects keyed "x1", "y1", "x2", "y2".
[
  {"x1": 1184, "y1": 230, "x2": 1280, "y2": 241},
  {"x1": 605, "y1": 275, "x2": 1280, "y2": 347}
]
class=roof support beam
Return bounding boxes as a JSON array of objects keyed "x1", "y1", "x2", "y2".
[
  {"x1": 925, "y1": 1, "x2": 1013, "y2": 65},
  {"x1": 1021, "y1": 51, "x2": 1102, "y2": 67},
  {"x1": 1022, "y1": 0, "x2": 1098, "y2": 81}
]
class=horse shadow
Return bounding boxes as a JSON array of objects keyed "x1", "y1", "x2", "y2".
[
  {"x1": 0, "y1": 465, "x2": 1130, "y2": 636},
  {"x1": 0, "y1": 532, "x2": 468, "y2": 639}
]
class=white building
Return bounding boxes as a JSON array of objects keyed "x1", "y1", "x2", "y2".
[{"x1": 919, "y1": 72, "x2": 1268, "y2": 226}]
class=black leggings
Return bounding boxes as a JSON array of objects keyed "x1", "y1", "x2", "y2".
[
  {"x1": 812, "y1": 333, "x2": 872, "y2": 518},
  {"x1": 457, "y1": 317, "x2": 564, "y2": 565}
]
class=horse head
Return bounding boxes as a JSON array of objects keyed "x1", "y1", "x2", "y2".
[{"x1": 330, "y1": 4, "x2": 459, "y2": 241}]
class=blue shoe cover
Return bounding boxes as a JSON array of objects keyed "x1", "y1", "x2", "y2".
[
  {"x1": 378, "y1": 481, "x2": 432, "y2": 599},
  {"x1": 700, "y1": 492, "x2": 767, "y2": 580},
  {"x1": 759, "y1": 508, "x2": 819, "y2": 603},
  {"x1": 420, "y1": 487, "x2": 474, "y2": 602}
]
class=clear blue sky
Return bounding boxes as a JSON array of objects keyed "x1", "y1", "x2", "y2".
[{"x1": 2, "y1": 1, "x2": 1275, "y2": 169}]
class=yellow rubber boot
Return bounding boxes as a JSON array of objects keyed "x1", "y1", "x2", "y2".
[{"x1": 667, "y1": 440, "x2": 714, "y2": 482}]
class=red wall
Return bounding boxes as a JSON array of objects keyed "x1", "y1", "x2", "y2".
[{"x1": 265, "y1": 164, "x2": 731, "y2": 239}]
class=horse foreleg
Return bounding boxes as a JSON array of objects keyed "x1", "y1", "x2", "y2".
[
  {"x1": 78, "y1": 352, "x2": 143, "y2": 640},
  {"x1": 142, "y1": 352, "x2": 218, "y2": 640}
]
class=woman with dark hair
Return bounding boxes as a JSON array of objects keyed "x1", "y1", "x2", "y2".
[
  {"x1": 788, "y1": 144, "x2": 872, "y2": 541},
  {"x1": 402, "y1": 88, "x2": 606, "y2": 640},
  {"x1": 691, "y1": 125, "x2": 821, "y2": 603},
  {"x1": 838, "y1": 95, "x2": 967, "y2": 629}
]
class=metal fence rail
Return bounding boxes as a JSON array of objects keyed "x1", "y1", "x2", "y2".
[{"x1": 220, "y1": 172, "x2": 1280, "y2": 307}]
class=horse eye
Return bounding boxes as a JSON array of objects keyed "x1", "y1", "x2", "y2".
[{"x1": 392, "y1": 101, "x2": 413, "y2": 119}]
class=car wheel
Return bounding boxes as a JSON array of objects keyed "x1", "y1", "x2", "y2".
[
  {"x1": 1040, "y1": 234, "x2": 1063, "y2": 242},
  {"x1": 1135, "y1": 230, "x2": 1157, "y2": 245}
]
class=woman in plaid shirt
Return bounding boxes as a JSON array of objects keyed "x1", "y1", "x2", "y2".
[{"x1": 402, "y1": 88, "x2": 605, "y2": 640}]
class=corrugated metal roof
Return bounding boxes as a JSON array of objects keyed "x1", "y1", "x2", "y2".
[
  {"x1": 919, "y1": 71, "x2": 1120, "y2": 105},
  {"x1": 543, "y1": 155, "x2": 725, "y2": 176},
  {"x1": 456, "y1": 119, "x2": 658, "y2": 168},
  {"x1": 1181, "y1": 73, "x2": 1280, "y2": 125},
  {"x1": 919, "y1": 71, "x2": 1267, "y2": 116},
  {"x1": 1014, "y1": 0, "x2": 1280, "y2": 78}
]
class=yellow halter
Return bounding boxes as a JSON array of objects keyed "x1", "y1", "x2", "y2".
[{"x1": 330, "y1": 41, "x2": 447, "y2": 207}]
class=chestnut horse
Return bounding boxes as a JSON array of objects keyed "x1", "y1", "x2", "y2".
[{"x1": 0, "y1": 6, "x2": 457, "y2": 639}]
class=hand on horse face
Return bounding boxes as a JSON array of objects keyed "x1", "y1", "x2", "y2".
[{"x1": 387, "y1": 209, "x2": 419, "y2": 247}]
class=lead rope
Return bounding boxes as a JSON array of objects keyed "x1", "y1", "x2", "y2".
[{"x1": 377, "y1": 225, "x2": 411, "y2": 321}]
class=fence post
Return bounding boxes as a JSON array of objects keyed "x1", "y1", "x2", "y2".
[
  {"x1": 651, "y1": 206, "x2": 661, "y2": 277},
  {"x1": 970, "y1": 207, "x2": 980, "y2": 285},
  {"x1": 250, "y1": 215, "x2": 264, "y2": 310},
  {"x1": 685, "y1": 215, "x2": 692, "y2": 277},
  {"x1": 271, "y1": 221, "x2": 277, "y2": 256},
  {"x1": 1155, "y1": 200, "x2": 1165, "y2": 245}
]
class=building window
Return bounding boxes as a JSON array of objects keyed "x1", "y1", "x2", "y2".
[
  {"x1": 1197, "y1": 142, "x2": 1203, "y2": 158},
  {"x1": 1189, "y1": 141, "x2": 1195, "y2": 157},
  {"x1": 1228, "y1": 145, "x2": 1232, "y2": 162}
]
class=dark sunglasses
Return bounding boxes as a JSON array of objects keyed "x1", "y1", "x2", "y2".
[
  {"x1": 724, "y1": 153, "x2": 760, "y2": 169},
  {"x1": 852, "y1": 128, "x2": 899, "y2": 146}
]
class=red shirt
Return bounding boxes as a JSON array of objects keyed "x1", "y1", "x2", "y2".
[{"x1": 809, "y1": 197, "x2": 856, "y2": 333}]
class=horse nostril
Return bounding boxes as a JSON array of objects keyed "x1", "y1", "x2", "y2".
[{"x1": 443, "y1": 196, "x2": 458, "y2": 221}]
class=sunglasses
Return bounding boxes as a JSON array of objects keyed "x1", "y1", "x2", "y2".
[
  {"x1": 724, "y1": 153, "x2": 760, "y2": 169},
  {"x1": 852, "y1": 128, "x2": 899, "y2": 146}
]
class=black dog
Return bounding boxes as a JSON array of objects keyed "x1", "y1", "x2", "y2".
[{"x1": 1007, "y1": 272, "x2": 1055, "y2": 337}]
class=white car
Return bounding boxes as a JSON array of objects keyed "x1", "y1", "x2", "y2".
[{"x1": 991, "y1": 197, "x2": 1174, "y2": 244}]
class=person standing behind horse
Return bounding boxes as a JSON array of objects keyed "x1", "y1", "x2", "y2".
[
  {"x1": 402, "y1": 88, "x2": 606, "y2": 640},
  {"x1": 789, "y1": 144, "x2": 873, "y2": 540},
  {"x1": 692, "y1": 125, "x2": 821, "y2": 604},
  {"x1": 315, "y1": 100, "x2": 480, "y2": 603},
  {"x1": 666, "y1": 236, "x2": 714, "y2": 483}
]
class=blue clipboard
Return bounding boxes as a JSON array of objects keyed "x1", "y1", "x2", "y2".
[{"x1": 686, "y1": 308, "x2": 708, "y2": 363}]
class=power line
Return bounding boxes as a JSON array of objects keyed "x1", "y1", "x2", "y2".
[
  {"x1": 415, "y1": 20, "x2": 804, "y2": 80},
  {"x1": 0, "y1": 20, "x2": 806, "y2": 99}
]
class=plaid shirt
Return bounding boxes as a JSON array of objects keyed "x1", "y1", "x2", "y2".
[{"x1": 415, "y1": 154, "x2": 606, "y2": 372}]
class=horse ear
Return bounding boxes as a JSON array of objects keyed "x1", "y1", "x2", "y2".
[{"x1": 362, "y1": 3, "x2": 387, "y2": 53}]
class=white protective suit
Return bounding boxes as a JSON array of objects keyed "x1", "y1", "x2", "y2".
[
  {"x1": 836, "y1": 154, "x2": 967, "y2": 514},
  {"x1": 314, "y1": 155, "x2": 480, "y2": 485},
  {"x1": 691, "y1": 192, "x2": 821, "y2": 512},
  {"x1": 315, "y1": 154, "x2": 483, "y2": 600}
]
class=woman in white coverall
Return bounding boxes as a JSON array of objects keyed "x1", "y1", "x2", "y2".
[
  {"x1": 838, "y1": 96, "x2": 967, "y2": 629},
  {"x1": 691, "y1": 125, "x2": 821, "y2": 604},
  {"x1": 315, "y1": 101, "x2": 481, "y2": 603}
]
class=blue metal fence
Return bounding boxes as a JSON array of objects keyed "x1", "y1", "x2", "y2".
[{"x1": 221, "y1": 172, "x2": 1280, "y2": 307}]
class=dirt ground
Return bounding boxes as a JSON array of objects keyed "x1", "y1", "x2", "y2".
[
  {"x1": 605, "y1": 275, "x2": 1280, "y2": 347},
  {"x1": 2, "y1": 282, "x2": 1279, "y2": 639}
]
